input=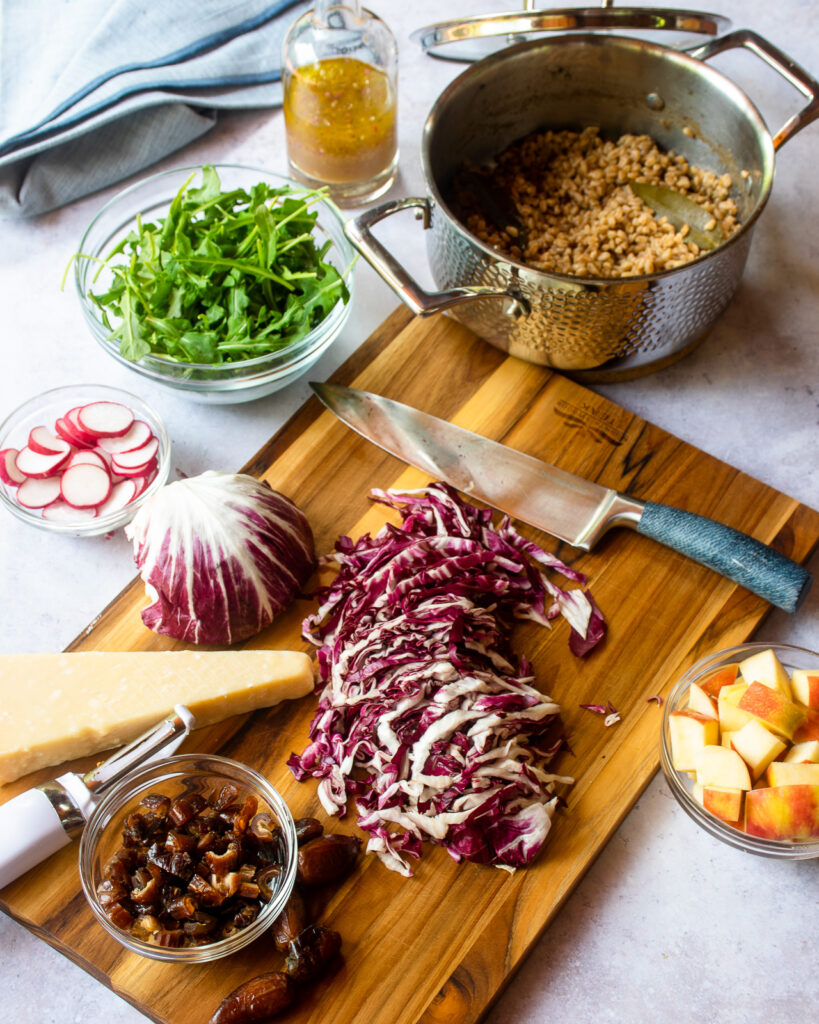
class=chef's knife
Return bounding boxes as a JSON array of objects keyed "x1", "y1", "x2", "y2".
[{"x1": 310, "y1": 382, "x2": 812, "y2": 615}]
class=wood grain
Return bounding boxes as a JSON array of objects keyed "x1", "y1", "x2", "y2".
[{"x1": 2, "y1": 308, "x2": 818, "y2": 1024}]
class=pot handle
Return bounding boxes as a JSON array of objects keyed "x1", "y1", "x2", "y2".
[
  {"x1": 344, "y1": 197, "x2": 528, "y2": 317},
  {"x1": 688, "y1": 29, "x2": 819, "y2": 150}
]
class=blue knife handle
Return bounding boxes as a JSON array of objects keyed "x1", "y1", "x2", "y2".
[{"x1": 636, "y1": 501, "x2": 812, "y2": 614}]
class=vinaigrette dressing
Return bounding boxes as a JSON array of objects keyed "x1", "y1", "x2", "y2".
[
  {"x1": 284, "y1": 56, "x2": 397, "y2": 185},
  {"x1": 281, "y1": 3, "x2": 398, "y2": 203}
]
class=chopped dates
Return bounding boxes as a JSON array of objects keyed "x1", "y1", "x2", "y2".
[
  {"x1": 272, "y1": 888, "x2": 308, "y2": 951},
  {"x1": 284, "y1": 924, "x2": 343, "y2": 984},
  {"x1": 210, "y1": 972, "x2": 297, "y2": 1024},
  {"x1": 209, "y1": 817, "x2": 357, "y2": 1024},
  {"x1": 296, "y1": 833, "x2": 361, "y2": 886},
  {"x1": 97, "y1": 785, "x2": 285, "y2": 948}
]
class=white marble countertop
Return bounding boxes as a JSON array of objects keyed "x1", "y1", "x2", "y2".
[{"x1": 1, "y1": 1, "x2": 818, "y2": 1022}]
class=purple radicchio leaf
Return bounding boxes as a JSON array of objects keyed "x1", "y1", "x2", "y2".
[
  {"x1": 125, "y1": 471, "x2": 315, "y2": 645},
  {"x1": 569, "y1": 590, "x2": 606, "y2": 657}
]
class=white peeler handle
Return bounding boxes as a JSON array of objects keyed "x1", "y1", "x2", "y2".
[{"x1": 0, "y1": 787, "x2": 73, "y2": 890}]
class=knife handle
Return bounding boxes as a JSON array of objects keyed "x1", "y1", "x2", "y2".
[{"x1": 637, "y1": 502, "x2": 812, "y2": 614}]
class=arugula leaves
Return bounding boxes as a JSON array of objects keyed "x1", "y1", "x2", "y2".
[{"x1": 85, "y1": 167, "x2": 350, "y2": 365}]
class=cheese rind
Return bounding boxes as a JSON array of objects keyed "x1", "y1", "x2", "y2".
[{"x1": 0, "y1": 650, "x2": 314, "y2": 786}]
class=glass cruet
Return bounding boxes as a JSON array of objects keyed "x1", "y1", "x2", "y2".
[{"x1": 282, "y1": 1, "x2": 398, "y2": 205}]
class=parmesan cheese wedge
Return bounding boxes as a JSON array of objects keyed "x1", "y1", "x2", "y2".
[{"x1": 0, "y1": 650, "x2": 314, "y2": 786}]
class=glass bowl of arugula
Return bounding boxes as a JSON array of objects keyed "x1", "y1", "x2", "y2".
[{"x1": 73, "y1": 165, "x2": 355, "y2": 403}]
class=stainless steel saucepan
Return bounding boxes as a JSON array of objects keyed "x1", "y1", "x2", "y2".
[{"x1": 346, "y1": 16, "x2": 819, "y2": 381}]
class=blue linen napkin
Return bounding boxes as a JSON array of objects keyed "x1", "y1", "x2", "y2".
[{"x1": 0, "y1": 0, "x2": 309, "y2": 216}]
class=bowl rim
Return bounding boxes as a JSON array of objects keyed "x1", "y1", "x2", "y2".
[
  {"x1": 78, "y1": 752, "x2": 298, "y2": 963},
  {"x1": 0, "y1": 383, "x2": 171, "y2": 535},
  {"x1": 74, "y1": 163, "x2": 355, "y2": 376},
  {"x1": 660, "y1": 641, "x2": 819, "y2": 859}
]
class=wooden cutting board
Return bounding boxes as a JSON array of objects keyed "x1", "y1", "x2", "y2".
[{"x1": 2, "y1": 307, "x2": 818, "y2": 1024}]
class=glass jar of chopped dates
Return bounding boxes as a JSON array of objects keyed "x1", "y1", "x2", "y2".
[{"x1": 79, "y1": 754, "x2": 297, "y2": 963}]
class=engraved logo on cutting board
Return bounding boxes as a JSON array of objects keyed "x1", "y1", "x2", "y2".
[{"x1": 554, "y1": 399, "x2": 627, "y2": 445}]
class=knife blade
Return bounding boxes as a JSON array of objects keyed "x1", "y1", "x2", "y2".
[{"x1": 310, "y1": 382, "x2": 812, "y2": 615}]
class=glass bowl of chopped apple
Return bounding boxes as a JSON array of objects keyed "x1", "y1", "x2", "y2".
[
  {"x1": 73, "y1": 165, "x2": 355, "y2": 404},
  {"x1": 661, "y1": 643, "x2": 819, "y2": 859}
]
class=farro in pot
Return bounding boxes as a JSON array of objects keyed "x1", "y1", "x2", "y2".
[
  {"x1": 453, "y1": 127, "x2": 740, "y2": 278},
  {"x1": 346, "y1": 31, "x2": 819, "y2": 380}
]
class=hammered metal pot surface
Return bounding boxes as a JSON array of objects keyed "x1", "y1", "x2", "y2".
[
  {"x1": 422, "y1": 33, "x2": 773, "y2": 380},
  {"x1": 426, "y1": 204, "x2": 755, "y2": 376}
]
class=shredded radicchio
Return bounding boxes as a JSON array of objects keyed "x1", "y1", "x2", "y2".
[
  {"x1": 288, "y1": 483, "x2": 605, "y2": 875},
  {"x1": 580, "y1": 700, "x2": 620, "y2": 726}
]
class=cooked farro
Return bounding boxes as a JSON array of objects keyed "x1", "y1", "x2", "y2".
[{"x1": 453, "y1": 127, "x2": 740, "y2": 278}]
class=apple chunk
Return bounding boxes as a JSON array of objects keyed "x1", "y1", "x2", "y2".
[
  {"x1": 765, "y1": 761, "x2": 819, "y2": 787},
  {"x1": 783, "y1": 740, "x2": 819, "y2": 764},
  {"x1": 700, "y1": 663, "x2": 739, "y2": 698},
  {"x1": 744, "y1": 785, "x2": 819, "y2": 840},
  {"x1": 692, "y1": 783, "x2": 744, "y2": 823},
  {"x1": 687, "y1": 681, "x2": 718, "y2": 719},
  {"x1": 669, "y1": 711, "x2": 720, "y2": 772},
  {"x1": 736, "y1": 682, "x2": 806, "y2": 740},
  {"x1": 728, "y1": 720, "x2": 787, "y2": 780},
  {"x1": 793, "y1": 708, "x2": 819, "y2": 743},
  {"x1": 739, "y1": 648, "x2": 792, "y2": 698},
  {"x1": 790, "y1": 670, "x2": 819, "y2": 711},
  {"x1": 674, "y1": 654, "x2": 819, "y2": 843},
  {"x1": 718, "y1": 685, "x2": 754, "y2": 733},
  {"x1": 696, "y1": 745, "x2": 752, "y2": 791}
]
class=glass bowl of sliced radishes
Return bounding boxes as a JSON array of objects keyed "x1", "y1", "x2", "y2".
[{"x1": 0, "y1": 385, "x2": 171, "y2": 535}]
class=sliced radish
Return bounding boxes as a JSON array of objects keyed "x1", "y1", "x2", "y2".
[
  {"x1": 130, "y1": 473, "x2": 150, "y2": 497},
  {"x1": 60, "y1": 463, "x2": 111, "y2": 508},
  {"x1": 77, "y1": 401, "x2": 134, "y2": 438},
  {"x1": 65, "y1": 408, "x2": 98, "y2": 447},
  {"x1": 0, "y1": 449, "x2": 26, "y2": 486},
  {"x1": 42, "y1": 500, "x2": 98, "y2": 523},
  {"x1": 67, "y1": 450, "x2": 109, "y2": 473},
  {"x1": 96, "y1": 420, "x2": 153, "y2": 454},
  {"x1": 55, "y1": 416, "x2": 91, "y2": 449},
  {"x1": 111, "y1": 437, "x2": 159, "y2": 473},
  {"x1": 6, "y1": 395, "x2": 159, "y2": 523},
  {"x1": 96, "y1": 478, "x2": 138, "y2": 516},
  {"x1": 112, "y1": 456, "x2": 157, "y2": 479},
  {"x1": 15, "y1": 445, "x2": 71, "y2": 479},
  {"x1": 130, "y1": 469, "x2": 158, "y2": 497},
  {"x1": 28, "y1": 425, "x2": 66, "y2": 456},
  {"x1": 16, "y1": 476, "x2": 62, "y2": 509},
  {"x1": 92, "y1": 446, "x2": 114, "y2": 470}
]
